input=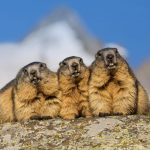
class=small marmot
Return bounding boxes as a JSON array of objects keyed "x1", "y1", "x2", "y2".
[
  {"x1": 0, "y1": 62, "x2": 61, "y2": 123},
  {"x1": 58, "y1": 56, "x2": 92, "y2": 120},
  {"x1": 89, "y1": 48, "x2": 149, "y2": 116}
]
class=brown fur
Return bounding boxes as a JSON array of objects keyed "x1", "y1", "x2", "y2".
[
  {"x1": 58, "y1": 56, "x2": 92, "y2": 120},
  {"x1": 137, "y1": 83, "x2": 149, "y2": 114},
  {"x1": 0, "y1": 62, "x2": 61, "y2": 123},
  {"x1": 13, "y1": 80, "x2": 40, "y2": 121},
  {"x1": 36, "y1": 70, "x2": 61, "y2": 119},
  {"x1": 0, "y1": 78, "x2": 40, "y2": 123},
  {"x1": 0, "y1": 80, "x2": 16, "y2": 123},
  {"x1": 89, "y1": 48, "x2": 149, "y2": 116}
]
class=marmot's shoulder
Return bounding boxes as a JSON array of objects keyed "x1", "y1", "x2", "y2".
[{"x1": 0, "y1": 79, "x2": 15, "y2": 94}]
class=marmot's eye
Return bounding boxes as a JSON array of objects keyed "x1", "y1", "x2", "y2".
[
  {"x1": 59, "y1": 61, "x2": 67, "y2": 67},
  {"x1": 40, "y1": 63, "x2": 46, "y2": 70},
  {"x1": 95, "y1": 52, "x2": 103, "y2": 59},
  {"x1": 63, "y1": 62, "x2": 67, "y2": 66},
  {"x1": 23, "y1": 69, "x2": 28, "y2": 75},
  {"x1": 98, "y1": 53, "x2": 102, "y2": 56}
]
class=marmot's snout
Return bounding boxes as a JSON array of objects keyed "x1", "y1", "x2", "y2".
[
  {"x1": 29, "y1": 69, "x2": 41, "y2": 85},
  {"x1": 70, "y1": 62, "x2": 80, "y2": 78},
  {"x1": 104, "y1": 50, "x2": 117, "y2": 70}
]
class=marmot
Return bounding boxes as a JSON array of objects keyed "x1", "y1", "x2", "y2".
[
  {"x1": 31, "y1": 63, "x2": 61, "y2": 120},
  {"x1": 0, "y1": 62, "x2": 61, "y2": 123},
  {"x1": 0, "y1": 62, "x2": 40, "y2": 122},
  {"x1": 58, "y1": 56, "x2": 92, "y2": 120},
  {"x1": 89, "y1": 48, "x2": 149, "y2": 116}
]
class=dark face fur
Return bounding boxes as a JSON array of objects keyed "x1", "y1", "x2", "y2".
[
  {"x1": 59, "y1": 56, "x2": 86, "y2": 78},
  {"x1": 96, "y1": 48, "x2": 120, "y2": 70},
  {"x1": 18, "y1": 62, "x2": 48, "y2": 85}
]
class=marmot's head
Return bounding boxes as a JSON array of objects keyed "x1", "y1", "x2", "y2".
[
  {"x1": 17, "y1": 62, "x2": 49, "y2": 85},
  {"x1": 95, "y1": 48, "x2": 122, "y2": 70},
  {"x1": 58, "y1": 56, "x2": 87, "y2": 79}
]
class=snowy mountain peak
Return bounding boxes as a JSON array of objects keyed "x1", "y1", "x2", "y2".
[{"x1": 0, "y1": 8, "x2": 102, "y2": 88}]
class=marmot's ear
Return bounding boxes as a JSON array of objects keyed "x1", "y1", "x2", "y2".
[
  {"x1": 59, "y1": 62, "x2": 63, "y2": 67},
  {"x1": 95, "y1": 53, "x2": 98, "y2": 59}
]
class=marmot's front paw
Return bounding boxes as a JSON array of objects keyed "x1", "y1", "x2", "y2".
[
  {"x1": 113, "y1": 112, "x2": 123, "y2": 116},
  {"x1": 30, "y1": 115, "x2": 52, "y2": 120},
  {"x1": 99, "y1": 112, "x2": 110, "y2": 117},
  {"x1": 62, "y1": 114, "x2": 76, "y2": 120},
  {"x1": 84, "y1": 111, "x2": 93, "y2": 118}
]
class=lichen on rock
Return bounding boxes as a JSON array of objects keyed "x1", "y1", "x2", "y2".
[{"x1": 0, "y1": 115, "x2": 150, "y2": 150}]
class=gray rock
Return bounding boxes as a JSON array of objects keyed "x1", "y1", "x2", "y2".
[{"x1": 0, "y1": 116, "x2": 150, "y2": 150}]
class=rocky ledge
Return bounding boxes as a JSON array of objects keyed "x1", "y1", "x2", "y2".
[{"x1": 0, "y1": 115, "x2": 150, "y2": 150}]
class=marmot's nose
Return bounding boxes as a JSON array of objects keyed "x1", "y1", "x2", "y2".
[
  {"x1": 107, "y1": 54, "x2": 114, "y2": 61},
  {"x1": 71, "y1": 62, "x2": 78, "y2": 70},
  {"x1": 30, "y1": 70, "x2": 37, "y2": 76}
]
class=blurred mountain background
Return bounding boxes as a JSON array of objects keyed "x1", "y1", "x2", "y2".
[{"x1": 0, "y1": 0, "x2": 150, "y2": 97}]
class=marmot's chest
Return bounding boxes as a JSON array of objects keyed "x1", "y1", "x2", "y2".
[
  {"x1": 106, "y1": 80, "x2": 121, "y2": 98},
  {"x1": 70, "y1": 87, "x2": 82, "y2": 104}
]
